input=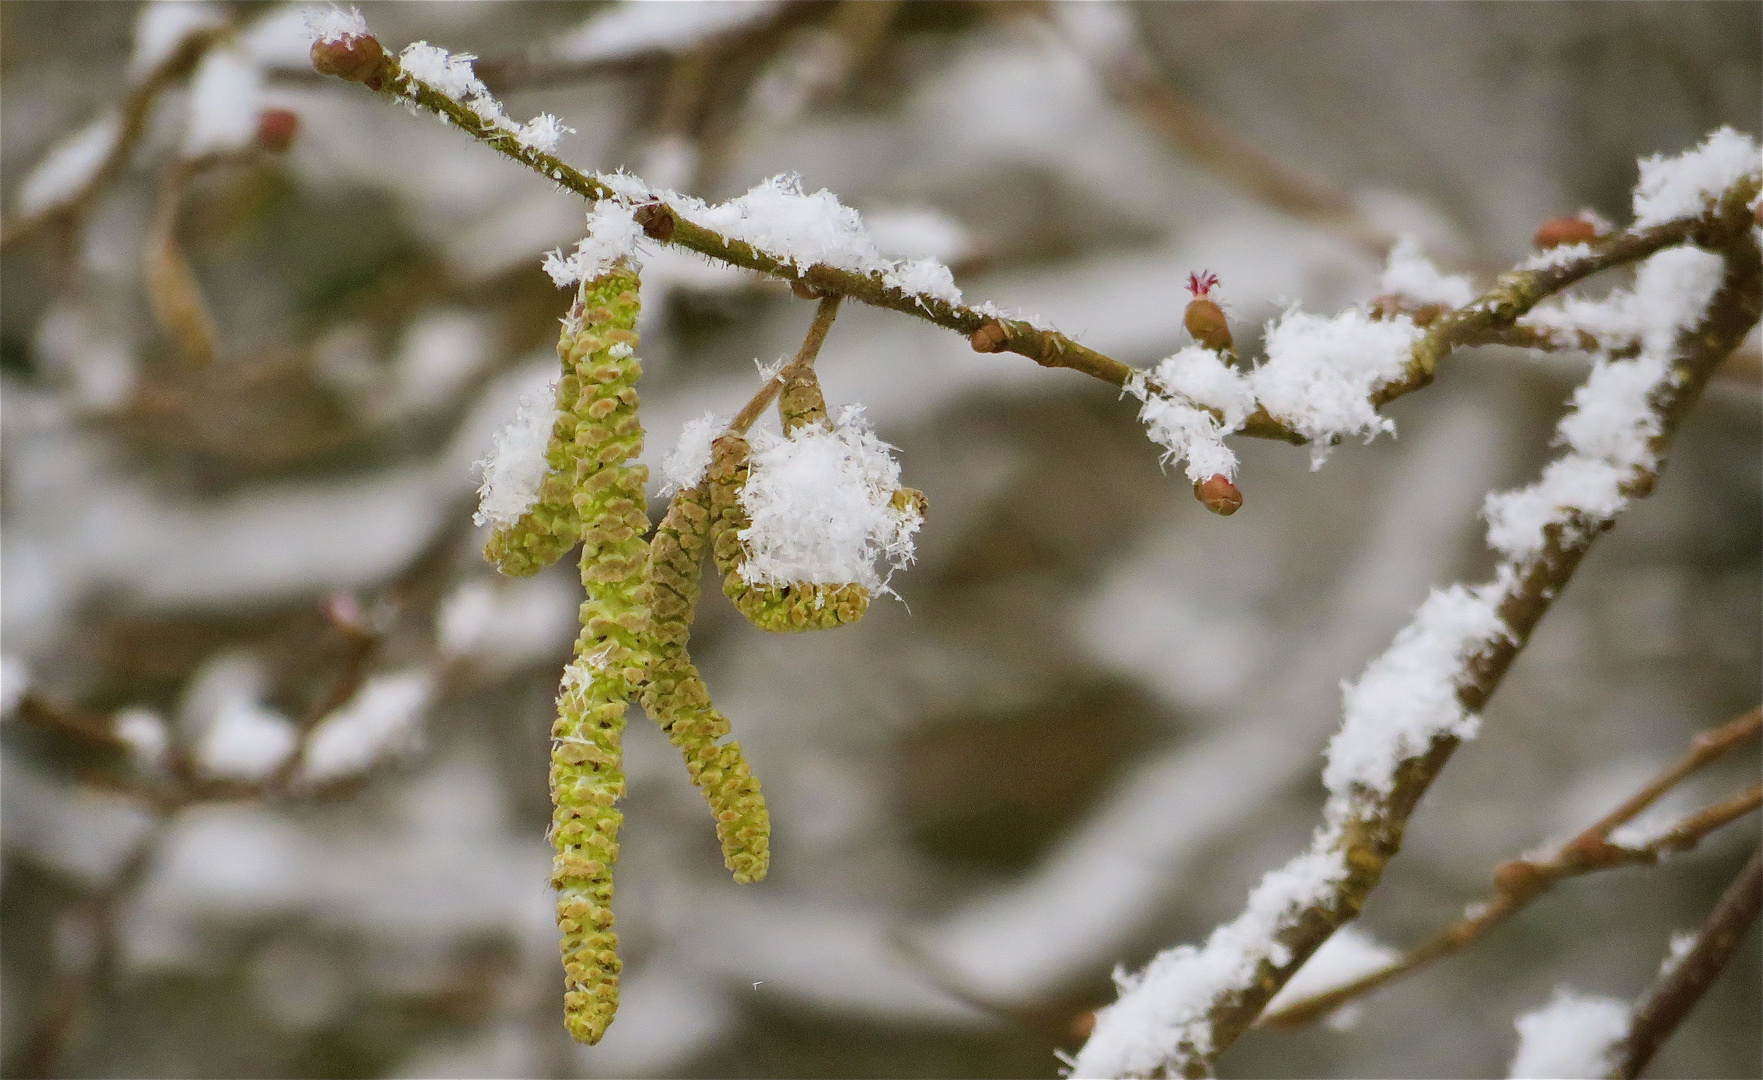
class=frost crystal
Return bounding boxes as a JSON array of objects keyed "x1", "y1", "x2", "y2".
[
  {"x1": 1325, "y1": 582, "x2": 1507, "y2": 801},
  {"x1": 184, "y1": 47, "x2": 264, "y2": 158},
  {"x1": 738, "y1": 405, "x2": 919, "y2": 591},
  {"x1": 299, "y1": 669, "x2": 433, "y2": 783},
  {"x1": 661, "y1": 412, "x2": 727, "y2": 495},
  {"x1": 542, "y1": 201, "x2": 644, "y2": 288},
  {"x1": 1250, "y1": 307, "x2": 1422, "y2": 465},
  {"x1": 1126, "y1": 348, "x2": 1255, "y2": 482},
  {"x1": 1631, "y1": 126, "x2": 1761, "y2": 228},
  {"x1": 1379, "y1": 235, "x2": 1476, "y2": 309},
  {"x1": 474, "y1": 380, "x2": 558, "y2": 527},
  {"x1": 397, "y1": 41, "x2": 575, "y2": 154},
  {"x1": 303, "y1": 5, "x2": 368, "y2": 45},
  {"x1": 1508, "y1": 990, "x2": 1629, "y2": 1079}
]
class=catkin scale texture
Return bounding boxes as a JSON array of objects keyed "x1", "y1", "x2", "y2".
[
  {"x1": 640, "y1": 485, "x2": 771, "y2": 884},
  {"x1": 547, "y1": 265, "x2": 648, "y2": 1046}
]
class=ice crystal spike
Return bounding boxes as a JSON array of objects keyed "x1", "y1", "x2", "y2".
[
  {"x1": 640, "y1": 485, "x2": 771, "y2": 883},
  {"x1": 548, "y1": 261, "x2": 649, "y2": 1046}
]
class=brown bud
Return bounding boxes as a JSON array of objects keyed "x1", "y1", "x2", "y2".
[
  {"x1": 1193, "y1": 474, "x2": 1242, "y2": 516},
  {"x1": 1532, "y1": 217, "x2": 1599, "y2": 250},
  {"x1": 309, "y1": 33, "x2": 386, "y2": 86},
  {"x1": 633, "y1": 203, "x2": 674, "y2": 242},
  {"x1": 789, "y1": 278, "x2": 820, "y2": 300},
  {"x1": 970, "y1": 320, "x2": 1009, "y2": 353},
  {"x1": 256, "y1": 108, "x2": 299, "y2": 152},
  {"x1": 1070, "y1": 1009, "x2": 1097, "y2": 1040},
  {"x1": 1184, "y1": 297, "x2": 1232, "y2": 352},
  {"x1": 1491, "y1": 858, "x2": 1546, "y2": 896}
]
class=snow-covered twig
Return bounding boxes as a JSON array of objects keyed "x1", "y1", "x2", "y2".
[
  {"x1": 1608, "y1": 845, "x2": 1763, "y2": 1079},
  {"x1": 1259, "y1": 708, "x2": 1761, "y2": 1030},
  {"x1": 1071, "y1": 175, "x2": 1761, "y2": 1077}
]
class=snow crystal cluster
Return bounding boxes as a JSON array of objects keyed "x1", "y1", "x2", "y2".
[
  {"x1": 395, "y1": 41, "x2": 573, "y2": 154},
  {"x1": 1072, "y1": 842, "x2": 1349, "y2": 1077},
  {"x1": 1124, "y1": 346, "x2": 1255, "y2": 482},
  {"x1": 1252, "y1": 307, "x2": 1424, "y2": 464},
  {"x1": 661, "y1": 411, "x2": 728, "y2": 495},
  {"x1": 1630, "y1": 126, "x2": 1761, "y2": 229},
  {"x1": 541, "y1": 200, "x2": 645, "y2": 288},
  {"x1": 473, "y1": 379, "x2": 559, "y2": 528},
  {"x1": 738, "y1": 405, "x2": 921, "y2": 591},
  {"x1": 1507, "y1": 990, "x2": 1630, "y2": 1079},
  {"x1": 1488, "y1": 244, "x2": 1725, "y2": 563},
  {"x1": 303, "y1": 5, "x2": 368, "y2": 46},
  {"x1": 591, "y1": 172, "x2": 966, "y2": 308}
]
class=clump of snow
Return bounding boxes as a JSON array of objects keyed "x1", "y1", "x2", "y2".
[
  {"x1": 396, "y1": 41, "x2": 574, "y2": 155},
  {"x1": 1249, "y1": 307, "x2": 1423, "y2": 466},
  {"x1": 1490, "y1": 245, "x2": 1724, "y2": 563},
  {"x1": 473, "y1": 379, "x2": 559, "y2": 527},
  {"x1": 1074, "y1": 841, "x2": 1349, "y2": 1077},
  {"x1": 885, "y1": 258, "x2": 963, "y2": 307},
  {"x1": 542, "y1": 200, "x2": 644, "y2": 288},
  {"x1": 184, "y1": 47, "x2": 265, "y2": 158},
  {"x1": 15, "y1": 113, "x2": 121, "y2": 218},
  {"x1": 661, "y1": 412, "x2": 727, "y2": 495},
  {"x1": 1657, "y1": 929, "x2": 1698, "y2": 977},
  {"x1": 1, "y1": 654, "x2": 29, "y2": 716},
  {"x1": 1379, "y1": 235, "x2": 1476, "y2": 309},
  {"x1": 1265, "y1": 925, "x2": 1401, "y2": 1032},
  {"x1": 129, "y1": 1, "x2": 226, "y2": 80},
  {"x1": 1631, "y1": 127, "x2": 1761, "y2": 229},
  {"x1": 1508, "y1": 989, "x2": 1629, "y2": 1079},
  {"x1": 298, "y1": 669, "x2": 433, "y2": 783},
  {"x1": 1324, "y1": 582, "x2": 1507, "y2": 802},
  {"x1": 114, "y1": 707, "x2": 171, "y2": 770},
  {"x1": 738, "y1": 405, "x2": 920, "y2": 591},
  {"x1": 553, "y1": 0, "x2": 783, "y2": 63},
  {"x1": 197, "y1": 696, "x2": 297, "y2": 781},
  {"x1": 1125, "y1": 347, "x2": 1256, "y2": 482},
  {"x1": 304, "y1": 5, "x2": 368, "y2": 45}
]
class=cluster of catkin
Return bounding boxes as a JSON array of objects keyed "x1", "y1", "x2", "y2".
[{"x1": 479, "y1": 261, "x2": 920, "y2": 1044}]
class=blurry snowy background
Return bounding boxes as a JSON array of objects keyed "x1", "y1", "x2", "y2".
[{"x1": 2, "y1": 2, "x2": 1759, "y2": 1077}]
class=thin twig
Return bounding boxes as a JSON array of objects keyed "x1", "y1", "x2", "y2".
[
  {"x1": 729, "y1": 292, "x2": 842, "y2": 434},
  {"x1": 320, "y1": 36, "x2": 1744, "y2": 451},
  {"x1": 1610, "y1": 844, "x2": 1763, "y2": 1079},
  {"x1": 0, "y1": 30, "x2": 222, "y2": 251}
]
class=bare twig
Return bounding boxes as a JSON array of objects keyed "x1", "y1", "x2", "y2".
[
  {"x1": 1609, "y1": 845, "x2": 1763, "y2": 1079},
  {"x1": 0, "y1": 29, "x2": 221, "y2": 251},
  {"x1": 729, "y1": 292, "x2": 842, "y2": 434}
]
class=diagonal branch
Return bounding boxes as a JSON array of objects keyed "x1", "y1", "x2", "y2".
[
  {"x1": 315, "y1": 29, "x2": 1745, "y2": 454},
  {"x1": 1609, "y1": 845, "x2": 1763, "y2": 1079}
]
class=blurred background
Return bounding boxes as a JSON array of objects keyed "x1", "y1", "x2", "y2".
[{"x1": 2, "y1": 2, "x2": 1759, "y2": 1077}]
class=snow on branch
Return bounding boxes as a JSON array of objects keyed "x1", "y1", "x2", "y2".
[
  {"x1": 1507, "y1": 989, "x2": 1630, "y2": 1079},
  {"x1": 1073, "y1": 152, "x2": 1759, "y2": 1078}
]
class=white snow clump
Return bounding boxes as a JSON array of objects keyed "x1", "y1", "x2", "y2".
[
  {"x1": 473, "y1": 379, "x2": 558, "y2": 527},
  {"x1": 661, "y1": 412, "x2": 728, "y2": 495},
  {"x1": 1507, "y1": 989, "x2": 1629, "y2": 1079},
  {"x1": 1631, "y1": 126, "x2": 1760, "y2": 229},
  {"x1": 542, "y1": 200, "x2": 645, "y2": 288}
]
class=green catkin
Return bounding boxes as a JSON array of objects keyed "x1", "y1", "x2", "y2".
[
  {"x1": 547, "y1": 262, "x2": 649, "y2": 1046},
  {"x1": 639, "y1": 485, "x2": 771, "y2": 883},
  {"x1": 707, "y1": 434, "x2": 870, "y2": 632},
  {"x1": 777, "y1": 363, "x2": 830, "y2": 434}
]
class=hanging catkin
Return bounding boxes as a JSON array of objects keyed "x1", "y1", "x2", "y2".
[
  {"x1": 547, "y1": 261, "x2": 648, "y2": 1046},
  {"x1": 707, "y1": 433, "x2": 870, "y2": 632},
  {"x1": 640, "y1": 484, "x2": 771, "y2": 884}
]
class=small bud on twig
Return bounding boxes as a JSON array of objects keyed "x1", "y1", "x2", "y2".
[
  {"x1": 256, "y1": 109, "x2": 299, "y2": 153},
  {"x1": 1533, "y1": 217, "x2": 1600, "y2": 250},
  {"x1": 310, "y1": 33, "x2": 386, "y2": 88},
  {"x1": 1492, "y1": 858, "x2": 1547, "y2": 896},
  {"x1": 970, "y1": 320, "x2": 1009, "y2": 353},
  {"x1": 633, "y1": 203, "x2": 674, "y2": 242},
  {"x1": 1184, "y1": 271, "x2": 1233, "y2": 352},
  {"x1": 790, "y1": 278, "x2": 820, "y2": 300},
  {"x1": 1193, "y1": 474, "x2": 1242, "y2": 516}
]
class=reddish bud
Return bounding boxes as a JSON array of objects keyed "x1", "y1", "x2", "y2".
[
  {"x1": 1193, "y1": 473, "x2": 1242, "y2": 516},
  {"x1": 1185, "y1": 270, "x2": 1220, "y2": 299},
  {"x1": 633, "y1": 202, "x2": 675, "y2": 242},
  {"x1": 970, "y1": 320, "x2": 1009, "y2": 353},
  {"x1": 1070, "y1": 1010, "x2": 1097, "y2": 1040},
  {"x1": 1492, "y1": 858, "x2": 1546, "y2": 896},
  {"x1": 1532, "y1": 217, "x2": 1599, "y2": 250},
  {"x1": 310, "y1": 33, "x2": 386, "y2": 86},
  {"x1": 790, "y1": 278, "x2": 820, "y2": 300},
  {"x1": 256, "y1": 108, "x2": 299, "y2": 152},
  {"x1": 1185, "y1": 297, "x2": 1232, "y2": 352}
]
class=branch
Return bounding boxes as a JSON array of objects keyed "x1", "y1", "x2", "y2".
[
  {"x1": 730, "y1": 293, "x2": 842, "y2": 433},
  {"x1": 314, "y1": 28, "x2": 1740, "y2": 457},
  {"x1": 1609, "y1": 845, "x2": 1763, "y2": 1079},
  {"x1": 1072, "y1": 189, "x2": 1762, "y2": 1078},
  {"x1": 0, "y1": 28, "x2": 221, "y2": 251}
]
